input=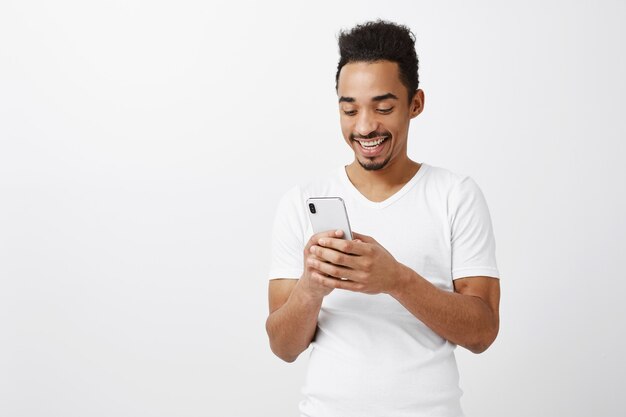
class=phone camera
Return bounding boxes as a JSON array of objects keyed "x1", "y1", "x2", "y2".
[{"x1": 308, "y1": 203, "x2": 316, "y2": 214}]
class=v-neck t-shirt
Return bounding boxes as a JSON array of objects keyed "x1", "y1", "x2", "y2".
[{"x1": 268, "y1": 163, "x2": 500, "y2": 417}]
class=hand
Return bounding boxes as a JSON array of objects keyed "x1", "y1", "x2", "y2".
[
  {"x1": 299, "y1": 229, "x2": 346, "y2": 299},
  {"x1": 307, "y1": 231, "x2": 403, "y2": 295}
]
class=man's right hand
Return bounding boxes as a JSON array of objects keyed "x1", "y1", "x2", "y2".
[
  {"x1": 266, "y1": 228, "x2": 347, "y2": 362},
  {"x1": 300, "y1": 229, "x2": 346, "y2": 298}
]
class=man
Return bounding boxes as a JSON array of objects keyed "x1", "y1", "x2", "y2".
[{"x1": 266, "y1": 20, "x2": 500, "y2": 417}]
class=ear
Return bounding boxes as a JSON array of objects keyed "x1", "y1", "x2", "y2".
[{"x1": 409, "y1": 89, "x2": 425, "y2": 119}]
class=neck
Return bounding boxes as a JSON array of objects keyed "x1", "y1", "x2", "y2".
[{"x1": 345, "y1": 154, "x2": 421, "y2": 199}]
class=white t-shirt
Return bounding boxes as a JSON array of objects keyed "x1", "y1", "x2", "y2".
[{"x1": 268, "y1": 163, "x2": 500, "y2": 417}]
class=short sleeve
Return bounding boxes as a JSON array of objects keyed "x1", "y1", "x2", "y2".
[
  {"x1": 448, "y1": 177, "x2": 500, "y2": 280},
  {"x1": 268, "y1": 186, "x2": 307, "y2": 280}
]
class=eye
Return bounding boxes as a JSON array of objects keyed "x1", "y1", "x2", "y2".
[
  {"x1": 377, "y1": 107, "x2": 394, "y2": 114},
  {"x1": 343, "y1": 110, "x2": 357, "y2": 116}
]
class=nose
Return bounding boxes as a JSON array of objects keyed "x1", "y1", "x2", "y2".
[{"x1": 354, "y1": 110, "x2": 378, "y2": 136}]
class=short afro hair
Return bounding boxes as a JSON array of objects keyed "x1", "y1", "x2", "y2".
[{"x1": 335, "y1": 20, "x2": 419, "y2": 103}]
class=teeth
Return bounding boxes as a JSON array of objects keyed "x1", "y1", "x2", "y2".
[{"x1": 358, "y1": 137, "x2": 386, "y2": 147}]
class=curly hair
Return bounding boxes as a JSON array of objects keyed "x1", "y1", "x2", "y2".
[{"x1": 335, "y1": 20, "x2": 419, "y2": 103}]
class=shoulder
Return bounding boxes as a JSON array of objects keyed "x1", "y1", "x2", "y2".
[
  {"x1": 271, "y1": 169, "x2": 343, "y2": 249},
  {"x1": 420, "y1": 164, "x2": 490, "y2": 221},
  {"x1": 420, "y1": 163, "x2": 481, "y2": 199},
  {"x1": 423, "y1": 163, "x2": 471, "y2": 188},
  {"x1": 277, "y1": 167, "x2": 345, "y2": 204}
]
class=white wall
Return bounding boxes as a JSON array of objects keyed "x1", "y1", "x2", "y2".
[{"x1": 1, "y1": 1, "x2": 624, "y2": 416}]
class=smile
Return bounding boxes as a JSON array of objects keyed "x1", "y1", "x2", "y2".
[{"x1": 355, "y1": 136, "x2": 388, "y2": 149}]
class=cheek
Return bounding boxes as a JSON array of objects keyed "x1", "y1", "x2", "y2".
[
  {"x1": 340, "y1": 120, "x2": 353, "y2": 138},
  {"x1": 388, "y1": 117, "x2": 408, "y2": 135}
]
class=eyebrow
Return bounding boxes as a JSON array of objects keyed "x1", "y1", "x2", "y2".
[
  {"x1": 338, "y1": 92, "x2": 399, "y2": 103},
  {"x1": 372, "y1": 93, "x2": 399, "y2": 102}
]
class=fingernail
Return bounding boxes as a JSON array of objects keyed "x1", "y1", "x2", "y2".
[{"x1": 318, "y1": 239, "x2": 326, "y2": 246}]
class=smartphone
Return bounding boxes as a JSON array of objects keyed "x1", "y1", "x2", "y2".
[{"x1": 306, "y1": 197, "x2": 353, "y2": 240}]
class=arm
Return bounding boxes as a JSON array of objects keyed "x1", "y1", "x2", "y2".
[
  {"x1": 265, "y1": 279, "x2": 323, "y2": 362},
  {"x1": 306, "y1": 232, "x2": 500, "y2": 353},
  {"x1": 390, "y1": 269, "x2": 500, "y2": 353},
  {"x1": 265, "y1": 230, "x2": 345, "y2": 362}
]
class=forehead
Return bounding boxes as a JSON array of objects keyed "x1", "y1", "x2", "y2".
[{"x1": 337, "y1": 61, "x2": 406, "y2": 101}]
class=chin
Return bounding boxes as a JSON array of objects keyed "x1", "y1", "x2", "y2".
[{"x1": 358, "y1": 155, "x2": 392, "y2": 171}]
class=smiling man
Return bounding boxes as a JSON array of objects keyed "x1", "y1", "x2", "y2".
[{"x1": 266, "y1": 20, "x2": 500, "y2": 417}]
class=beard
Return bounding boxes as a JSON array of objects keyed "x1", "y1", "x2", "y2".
[
  {"x1": 357, "y1": 153, "x2": 392, "y2": 171},
  {"x1": 351, "y1": 130, "x2": 392, "y2": 171}
]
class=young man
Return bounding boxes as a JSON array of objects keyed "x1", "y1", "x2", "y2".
[{"x1": 266, "y1": 20, "x2": 500, "y2": 417}]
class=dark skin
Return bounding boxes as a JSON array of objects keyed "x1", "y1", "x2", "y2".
[{"x1": 266, "y1": 61, "x2": 500, "y2": 362}]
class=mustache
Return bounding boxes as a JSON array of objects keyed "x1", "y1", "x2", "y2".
[{"x1": 350, "y1": 131, "x2": 391, "y2": 140}]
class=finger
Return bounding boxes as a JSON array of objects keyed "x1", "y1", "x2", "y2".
[
  {"x1": 307, "y1": 256, "x2": 356, "y2": 280},
  {"x1": 304, "y1": 253, "x2": 325, "y2": 265},
  {"x1": 305, "y1": 229, "x2": 345, "y2": 251},
  {"x1": 316, "y1": 236, "x2": 368, "y2": 256},
  {"x1": 312, "y1": 271, "x2": 361, "y2": 291},
  {"x1": 310, "y1": 244, "x2": 358, "y2": 269}
]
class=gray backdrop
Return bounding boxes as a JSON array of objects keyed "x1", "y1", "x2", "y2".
[{"x1": 2, "y1": 0, "x2": 624, "y2": 416}]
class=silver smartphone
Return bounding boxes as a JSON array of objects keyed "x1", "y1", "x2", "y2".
[{"x1": 306, "y1": 197, "x2": 353, "y2": 240}]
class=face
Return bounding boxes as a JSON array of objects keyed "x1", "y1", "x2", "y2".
[{"x1": 337, "y1": 61, "x2": 423, "y2": 171}]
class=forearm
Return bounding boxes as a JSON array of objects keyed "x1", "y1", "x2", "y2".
[
  {"x1": 389, "y1": 265, "x2": 499, "y2": 354},
  {"x1": 265, "y1": 280, "x2": 324, "y2": 362}
]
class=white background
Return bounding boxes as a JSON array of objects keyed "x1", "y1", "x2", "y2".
[{"x1": 1, "y1": 1, "x2": 625, "y2": 416}]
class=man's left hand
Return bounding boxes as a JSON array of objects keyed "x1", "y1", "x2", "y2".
[{"x1": 307, "y1": 231, "x2": 403, "y2": 295}]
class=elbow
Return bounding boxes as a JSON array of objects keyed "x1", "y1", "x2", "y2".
[
  {"x1": 466, "y1": 323, "x2": 499, "y2": 354},
  {"x1": 268, "y1": 337, "x2": 300, "y2": 362},
  {"x1": 271, "y1": 346, "x2": 298, "y2": 363},
  {"x1": 266, "y1": 318, "x2": 300, "y2": 363},
  {"x1": 467, "y1": 341, "x2": 491, "y2": 354}
]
